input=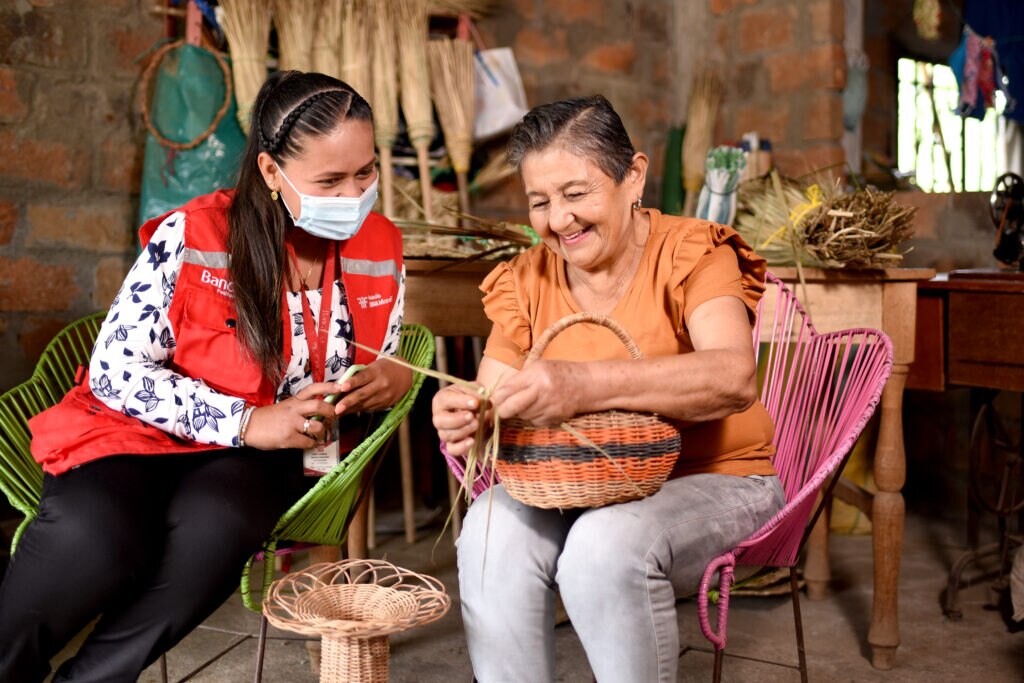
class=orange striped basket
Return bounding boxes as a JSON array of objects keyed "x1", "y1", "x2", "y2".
[{"x1": 497, "y1": 313, "x2": 681, "y2": 509}]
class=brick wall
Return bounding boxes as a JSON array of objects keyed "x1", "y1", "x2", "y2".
[{"x1": 0, "y1": 1, "x2": 162, "y2": 391}]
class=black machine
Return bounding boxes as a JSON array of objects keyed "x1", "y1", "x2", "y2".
[{"x1": 990, "y1": 172, "x2": 1024, "y2": 269}]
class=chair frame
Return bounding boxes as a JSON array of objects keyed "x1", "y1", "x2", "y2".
[{"x1": 0, "y1": 313, "x2": 435, "y2": 683}]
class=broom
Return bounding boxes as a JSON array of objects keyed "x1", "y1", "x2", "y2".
[
  {"x1": 428, "y1": 38, "x2": 475, "y2": 223},
  {"x1": 372, "y1": 1, "x2": 400, "y2": 217},
  {"x1": 311, "y1": 0, "x2": 343, "y2": 78},
  {"x1": 427, "y1": 0, "x2": 495, "y2": 18},
  {"x1": 271, "y1": 0, "x2": 318, "y2": 72},
  {"x1": 396, "y1": 0, "x2": 436, "y2": 221},
  {"x1": 219, "y1": 0, "x2": 272, "y2": 134},
  {"x1": 681, "y1": 69, "x2": 722, "y2": 216},
  {"x1": 341, "y1": 0, "x2": 373, "y2": 102}
]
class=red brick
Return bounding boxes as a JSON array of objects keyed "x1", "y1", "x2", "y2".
[
  {"x1": 739, "y1": 6, "x2": 796, "y2": 54},
  {"x1": 0, "y1": 201, "x2": 16, "y2": 246},
  {"x1": 99, "y1": 137, "x2": 143, "y2": 194},
  {"x1": 18, "y1": 316, "x2": 70, "y2": 363},
  {"x1": 709, "y1": 0, "x2": 759, "y2": 16},
  {"x1": 0, "y1": 256, "x2": 79, "y2": 312},
  {"x1": 734, "y1": 101, "x2": 792, "y2": 145},
  {"x1": 0, "y1": 67, "x2": 29, "y2": 123},
  {"x1": 0, "y1": 130, "x2": 88, "y2": 189},
  {"x1": 548, "y1": 0, "x2": 599, "y2": 23},
  {"x1": 514, "y1": 27, "x2": 569, "y2": 67},
  {"x1": 803, "y1": 91, "x2": 844, "y2": 141},
  {"x1": 630, "y1": 99, "x2": 670, "y2": 129},
  {"x1": 774, "y1": 144, "x2": 846, "y2": 178},
  {"x1": 583, "y1": 42, "x2": 636, "y2": 73},
  {"x1": 810, "y1": 0, "x2": 844, "y2": 44},
  {"x1": 509, "y1": 0, "x2": 537, "y2": 21},
  {"x1": 94, "y1": 256, "x2": 132, "y2": 308},
  {"x1": 766, "y1": 44, "x2": 846, "y2": 93},
  {"x1": 0, "y1": 8, "x2": 87, "y2": 69},
  {"x1": 25, "y1": 201, "x2": 134, "y2": 252},
  {"x1": 98, "y1": 23, "x2": 164, "y2": 80}
]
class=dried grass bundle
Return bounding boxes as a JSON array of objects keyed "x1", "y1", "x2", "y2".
[
  {"x1": 681, "y1": 68, "x2": 722, "y2": 216},
  {"x1": 426, "y1": 0, "x2": 494, "y2": 18},
  {"x1": 396, "y1": 0, "x2": 436, "y2": 220},
  {"x1": 311, "y1": 0, "x2": 343, "y2": 78},
  {"x1": 470, "y1": 152, "x2": 516, "y2": 193},
  {"x1": 341, "y1": 0, "x2": 372, "y2": 102},
  {"x1": 219, "y1": 0, "x2": 272, "y2": 133},
  {"x1": 734, "y1": 172, "x2": 813, "y2": 266},
  {"x1": 391, "y1": 176, "x2": 459, "y2": 226},
  {"x1": 801, "y1": 187, "x2": 917, "y2": 268},
  {"x1": 428, "y1": 38, "x2": 475, "y2": 218},
  {"x1": 271, "y1": 0, "x2": 319, "y2": 72},
  {"x1": 372, "y1": 0, "x2": 400, "y2": 217}
]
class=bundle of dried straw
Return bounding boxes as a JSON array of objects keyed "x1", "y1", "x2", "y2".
[
  {"x1": 428, "y1": 38, "x2": 476, "y2": 219},
  {"x1": 801, "y1": 187, "x2": 917, "y2": 268},
  {"x1": 341, "y1": 0, "x2": 372, "y2": 103},
  {"x1": 219, "y1": 0, "x2": 272, "y2": 133},
  {"x1": 311, "y1": 0, "x2": 343, "y2": 78},
  {"x1": 427, "y1": 0, "x2": 494, "y2": 18},
  {"x1": 681, "y1": 69, "x2": 722, "y2": 216},
  {"x1": 271, "y1": 0, "x2": 318, "y2": 72},
  {"x1": 396, "y1": 0, "x2": 436, "y2": 220},
  {"x1": 372, "y1": 1, "x2": 400, "y2": 217}
]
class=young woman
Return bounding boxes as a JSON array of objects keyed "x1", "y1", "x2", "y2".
[{"x1": 0, "y1": 71, "x2": 412, "y2": 682}]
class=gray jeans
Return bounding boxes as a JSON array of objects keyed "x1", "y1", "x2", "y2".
[{"x1": 456, "y1": 473, "x2": 786, "y2": 683}]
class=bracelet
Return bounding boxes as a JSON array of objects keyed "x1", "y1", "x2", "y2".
[{"x1": 238, "y1": 405, "x2": 256, "y2": 447}]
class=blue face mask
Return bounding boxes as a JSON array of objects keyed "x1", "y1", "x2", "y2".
[{"x1": 277, "y1": 166, "x2": 378, "y2": 241}]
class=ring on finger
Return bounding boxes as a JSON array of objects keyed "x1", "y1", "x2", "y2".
[{"x1": 302, "y1": 418, "x2": 312, "y2": 438}]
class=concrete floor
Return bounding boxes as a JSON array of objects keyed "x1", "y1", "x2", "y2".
[{"x1": 75, "y1": 508, "x2": 1019, "y2": 683}]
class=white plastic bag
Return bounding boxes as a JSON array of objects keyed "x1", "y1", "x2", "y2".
[{"x1": 473, "y1": 47, "x2": 529, "y2": 142}]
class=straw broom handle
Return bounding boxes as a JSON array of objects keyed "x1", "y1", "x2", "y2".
[
  {"x1": 428, "y1": 38, "x2": 475, "y2": 223},
  {"x1": 380, "y1": 147, "x2": 396, "y2": 217},
  {"x1": 397, "y1": 0, "x2": 435, "y2": 220},
  {"x1": 372, "y1": 1, "x2": 400, "y2": 217}
]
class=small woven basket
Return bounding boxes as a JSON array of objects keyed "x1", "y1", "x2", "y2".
[
  {"x1": 497, "y1": 312, "x2": 681, "y2": 509},
  {"x1": 263, "y1": 560, "x2": 450, "y2": 683}
]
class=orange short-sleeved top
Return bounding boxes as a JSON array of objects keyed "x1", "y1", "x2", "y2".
[{"x1": 479, "y1": 209, "x2": 776, "y2": 478}]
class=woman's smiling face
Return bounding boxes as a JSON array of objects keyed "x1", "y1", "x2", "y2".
[{"x1": 520, "y1": 144, "x2": 646, "y2": 273}]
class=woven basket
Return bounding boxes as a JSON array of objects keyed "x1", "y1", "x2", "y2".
[
  {"x1": 263, "y1": 560, "x2": 450, "y2": 683},
  {"x1": 497, "y1": 312, "x2": 681, "y2": 509}
]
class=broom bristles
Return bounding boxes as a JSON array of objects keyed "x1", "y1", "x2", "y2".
[
  {"x1": 428, "y1": 38, "x2": 475, "y2": 174},
  {"x1": 220, "y1": 0, "x2": 271, "y2": 134},
  {"x1": 371, "y1": 1, "x2": 399, "y2": 147},
  {"x1": 396, "y1": 0, "x2": 435, "y2": 147},
  {"x1": 681, "y1": 68, "x2": 722, "y2": 192},
  {"x1": 341, "y1": 0, "x2": 373, "y2": 103},
  {"x1": 312, "y1": 0, "x2": 343, "y2": 78},
  {"x1": 427, "y1": 0, "x2": 494, "y2": 18},
  {"x1": 271, "y1": 0, "x2": 319, "y2": 72}
]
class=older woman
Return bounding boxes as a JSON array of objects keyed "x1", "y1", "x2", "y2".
[{"x1": 432, "y1": 95, "x2": 785, "y2": 683}]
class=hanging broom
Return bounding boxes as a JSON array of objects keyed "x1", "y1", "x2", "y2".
[
  {"x1": 219, "y1": 0, "x2": 272, "y2": 134},
  {"x1": 271, "y1": 0, "x2": 319, "y2": 72},
  {"x1": 428, "y1": 38, "x2": 475, "y2": 222},
  {"x1": 427, "y1": 0, "x2": 495, "y2": 18},
  {"x1": 681, "y1": 68, "x2": 722, "y2": 216},
  {"x1": 396, "y1": 0, "x2": 436, "y2": 221},
  {"x1": 372, "y1": 1, "x2": 400, "y2": 218},
  {"x1": 340, "y1": 0, "x2": 373, "y2": 102},
  {"x1": 311, "y1": 0, "x2": 343, "y2": 78}
]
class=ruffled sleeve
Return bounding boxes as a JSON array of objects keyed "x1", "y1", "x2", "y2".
[
  {"x1": 670, "y1": 221, "x2": 767, "y2": 329},
  {"x1": 479, "y1": 261, "x2": 533, "y2": 368}
]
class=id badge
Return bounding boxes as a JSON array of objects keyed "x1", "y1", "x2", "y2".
[{"x1": 303, "y1": 420, "x2": 340, "y2": 477}]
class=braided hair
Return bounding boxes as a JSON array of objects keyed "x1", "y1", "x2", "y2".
[{"x1": 229, "y1": 72, "x2": 373, "y2": 383}]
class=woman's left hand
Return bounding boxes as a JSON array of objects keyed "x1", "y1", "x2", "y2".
[
  {"x1": 489, "y1": 360, "x2": 584, "y2": 426},
  {"x1": 334, "y1": 358, "x2": 414, "y2": 415}
]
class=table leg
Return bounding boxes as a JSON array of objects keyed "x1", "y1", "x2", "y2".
[
  {"x1": 804, "y1": 495, "x2": 831, "y2": 600},
  {"x1": 868, "y1": 364, "x2": 907, "y2": 670}
]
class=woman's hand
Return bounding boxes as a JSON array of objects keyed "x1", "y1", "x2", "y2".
[
  {"x1": 243, "y1": 381, "x2": 339, "y2": 450},
  {"x1": 333, "y1": 358, "x2": 413, "y2": 416},
  {"x1": 432, "y1": 384, "x2": 488, "y2": 457},
  {"x1": 489, "y1": 360, "x2": 584, "y2": 426}
]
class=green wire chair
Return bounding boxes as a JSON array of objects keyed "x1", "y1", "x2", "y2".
[{"x1": 0, "y1": 313, "x2": 436, "y2": 681}]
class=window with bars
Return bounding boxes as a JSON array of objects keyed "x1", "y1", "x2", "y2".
[{"x1": 896, "y1": 57, "x2": 1006, "y2": 192}]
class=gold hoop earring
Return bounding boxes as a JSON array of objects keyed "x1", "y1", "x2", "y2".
[
  {"x1": 632, "y1": 197, "x2": 642, "y2": 211},
  {"x1": 270, "y1": 189, "x2": 279, "y2": 201}
]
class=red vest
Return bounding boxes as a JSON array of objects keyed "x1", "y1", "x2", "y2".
[{"x1": 30, "y1": 190, "x2": 403, "y2": 475}]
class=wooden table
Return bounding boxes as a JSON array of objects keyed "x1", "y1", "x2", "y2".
[{"x1": 403, "y1": 259, "x2": 934, "y2": 670}]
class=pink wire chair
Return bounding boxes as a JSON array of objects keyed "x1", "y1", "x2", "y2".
[{"x1": 442, "y1": 272, "x2": 893, "y2": 682}]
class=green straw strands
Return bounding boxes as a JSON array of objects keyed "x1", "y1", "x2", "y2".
[
  {"x1": 311, "y1": 0, "x2": 343, "y2": 78},
  {"x1": 219, "y1": 0, "x2": 272, "y2": 133}
]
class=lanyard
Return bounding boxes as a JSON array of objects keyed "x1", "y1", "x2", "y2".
[{"x1": 283, "y1": 239, "x2": 338, "y2": 383}]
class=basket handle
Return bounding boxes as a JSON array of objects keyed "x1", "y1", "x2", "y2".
[{"x1": 527, "y1": 312, "x2": 642, "y2": 363}]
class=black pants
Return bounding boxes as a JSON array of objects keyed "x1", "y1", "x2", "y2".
[{"x1": 0, "y1": 448, "x2": 308, "y2": 683}]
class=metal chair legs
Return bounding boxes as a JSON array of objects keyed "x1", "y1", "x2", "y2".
[
  {"x1": 159, "y1": 653, "x2": 168, "y2": 683},
  {"x1": 790, "y1": 566, "x2": 809, "y2": 683},
  {"x1": 253, "y1": 615, "x2": 268, "y2": 683},
  {"x1": 712, "y1": 647, "x2": 724, "y2": 683}
]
